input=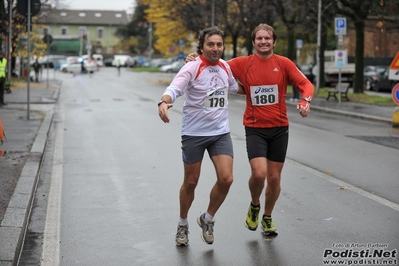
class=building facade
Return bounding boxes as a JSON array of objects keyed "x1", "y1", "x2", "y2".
[{"x1": 38, "y1": 8, "x2": 130, "y2": 56}]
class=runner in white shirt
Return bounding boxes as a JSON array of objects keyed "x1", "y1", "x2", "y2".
[{"x1": 158, "y1": 26, "x2": 244, "y2": 246}]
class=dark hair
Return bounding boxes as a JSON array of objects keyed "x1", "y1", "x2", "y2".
[
  {"x1": 251, "y1": 23, "x2": 277, "y2": 42},
  {"x1": 196, "y1": 26, "x2": 224, "y2": 55}
]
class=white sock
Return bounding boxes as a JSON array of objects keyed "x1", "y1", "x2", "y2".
[
  {"x1": 178, "y1": 217, "x2": 188, "y2": 225},
  {"x1": 204, "y1": 212, "x2": 214, "y2": 222}
]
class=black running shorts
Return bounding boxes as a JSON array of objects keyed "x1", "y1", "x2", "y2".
[{"x1": 245, "y1": 126, "x2": 289, "y2": 162}]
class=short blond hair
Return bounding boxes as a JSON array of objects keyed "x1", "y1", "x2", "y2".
[{"x1": 251, "y1": 24, "x2": 277, "y2": 42}]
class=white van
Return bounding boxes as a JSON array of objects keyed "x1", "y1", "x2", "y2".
[
  {"x1": 112, "y1": 55, "x2": 133, "y2": 67},
  {"x1": 82, "y1": 54, "x2": 104, "y2": 67}
]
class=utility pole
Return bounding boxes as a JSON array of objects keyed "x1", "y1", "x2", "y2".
[
  {"x1": 27, "y1": 0, "x2": 31, "y2": 120},
  {"x1": 148, "y1": 22, "x2": 152, "y2": 64}
]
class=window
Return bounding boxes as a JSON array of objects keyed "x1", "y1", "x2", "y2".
[
  {"x1": 60, "y1": 27, "x2": 69, "y2": 35},
  {"x1": 79, "y1": 12, "x2": 86, "y2": 17},
  {"x1": 60, "y1": 12, "x2": 67, "y2": 16},
  {"x1": 96, "y1": 27, "x2": 105, "y2": 39},
  {"x1": 78, "y1": 27, "x2": 87, "y2": 37},
  {"x1": 95, "y1": 13, "x2": 102, "y2": 17},
  {"x1": 115, "y1": 13, "x2": 122, "y2": 18}
]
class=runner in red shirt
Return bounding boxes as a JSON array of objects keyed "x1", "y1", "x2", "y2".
[
  {"x1": 228, "y1": 24, "x2": 313, "y2": 236},
  {"x1": 187, "y1": 23, "x2": 314, "y2": 236}
]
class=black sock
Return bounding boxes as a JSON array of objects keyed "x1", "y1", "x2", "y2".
[{"x1": 251, "y1": 202, "x2": 260, "y2": 208}]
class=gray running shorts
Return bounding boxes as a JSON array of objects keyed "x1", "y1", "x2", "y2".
[{"x1": 181, "y1": 133, "x2": 234, "y2": 164}]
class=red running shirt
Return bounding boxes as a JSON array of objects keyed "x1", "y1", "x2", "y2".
[{"x1": 228, "y1": 54, "x2": 314, "y2": 128}]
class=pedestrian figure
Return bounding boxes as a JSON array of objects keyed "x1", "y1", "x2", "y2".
[
  {"x1": 33, "y1": 59, "x2": 41, "y2": 82},
  {"x1": 116, "y1": 59, "x2": 121, "y2": 76},
  {"x1": 0, "y1": 50, "x2": 7, "y2": 106}
]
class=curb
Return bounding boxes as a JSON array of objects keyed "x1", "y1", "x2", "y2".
[
  {"x1": 0, "y1": 107, "x2": 55, "y2": 266},
  {"x1": 310, "y1": 105, "x2": 392, "y2": 124}
]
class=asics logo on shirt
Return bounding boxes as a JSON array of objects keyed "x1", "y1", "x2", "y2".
[
  {"x1": 254, "y1": 87, "x2": 274, "y2": 94},
  {"x1": 208, "y1": 90, "x2": 225, "y2": 96},
  {"x1": 273, "y1": 68, "x2": 279, "y2": 72}
]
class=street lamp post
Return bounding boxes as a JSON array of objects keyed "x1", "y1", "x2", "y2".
[
  {"x1": 316, "y1": 0, "x2": 335, "y2": 94},
  {"x1": 148, "y1": 22, "x2": 152, "y2": 64}
]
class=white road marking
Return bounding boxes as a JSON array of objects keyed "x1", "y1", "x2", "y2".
[
  {"x1": 287, "y1": 158, "x2": 399, "y2": 212},
  {"x1": 41, "y1": 120, "x2": 63, "y2": 266}
]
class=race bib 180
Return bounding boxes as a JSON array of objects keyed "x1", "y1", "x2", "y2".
[
  {"x1": 250, "y1": 85, "x2": 278, "y2": 106},
  {"x1": 204, "y1": 88, "x2": 228, "y2": 109}
]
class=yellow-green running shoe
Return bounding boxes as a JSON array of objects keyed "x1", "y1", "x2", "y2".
[
  {"x1": 261, "y1": 216, "x2": 278, "y2": 236},
  {"x1": 245, "y1": 203, "x2": 260, "y2": 231}
]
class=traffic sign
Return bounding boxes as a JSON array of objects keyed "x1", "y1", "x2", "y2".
[
  {"x1": 334, "y1": 50, "x2": 346, "y2": 68},
  {"x1": 389, "y1": 52, "x2": 399, "y2": 70},
  {"x1": 389, "y1": 52, "x2": 399, "y2": 80},
  {"x1": 335, "y1": 17, "x2": 347, "y2": 35},
  {"x1": 392, "y1": 83, "x2": 399, "y2": 105},
  {"x1": 178, "y1": 39, "x2": 184, "y2": 47},
  {"x1": 42, "y1": 34, "x2": 53, "y2": 44},
  {"x1": 17, "y1": 0, "x2": 41, "y2": 17},
  {"x1": 296, "y1": 39, "x2": 303, "y2": 49},
  {"x1": 177, "y1": 52, "x2": 185, "y2": 60}
]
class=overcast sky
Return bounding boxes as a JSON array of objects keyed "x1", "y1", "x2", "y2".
[{"x1": 53, "y1": 0, "x2": 136, "y2": 12}]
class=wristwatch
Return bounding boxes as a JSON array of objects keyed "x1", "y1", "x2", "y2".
[{"x1": 157, "y1": 100, "x2": 167, "y2": 106}]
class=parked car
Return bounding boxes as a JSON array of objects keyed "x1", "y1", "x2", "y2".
[
  {"x1": 53, "y1": 59, "x2": 67, "y2": 70},
  {"x1": 66, "y1": 59, "x2": 97, "y2": 73},
  {"x1": 112, "y1": 55, "x2": 134, "y2": 67},
  {"x1": 299, "y1": 64, "x2": 315, "y2": 84},
  {"x1": 60, "y1": 56, "x2": 79, "y2": 72},
  {"x1": 103, "y1": 58, "x2": 113, "y2": 67},
  {"x1": 38, "y1": 55, "x2": 66, "y2": 68},
  {"x1": 363, "y1": 65, "x2": 396, "y2": 92},
  {"x1": 159, "y1": 61, "x2": 185, "y2": 73}
]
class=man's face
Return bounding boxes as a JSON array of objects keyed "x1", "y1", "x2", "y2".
[
  {"x1": 253, "y1": 29, "x2": 276, "y2": 56},
  {"x1": 201, "y1": 34, "x2": 223, "y2": 64}
]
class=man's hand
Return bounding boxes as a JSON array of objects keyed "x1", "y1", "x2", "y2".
[
  {"x1": 185, "y1": 53, "x2": 197, "y2": 63},
  {"x1": 158, "y1": 103, "x2": 173, "y2": 123},
  {"x1": 296, "y1": 103, "x2": 310, "y2": 117}
]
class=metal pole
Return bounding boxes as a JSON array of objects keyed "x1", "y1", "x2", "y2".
[
  {"x1": 7, "y1": 0, "x2": 13, "y2": 82},
  {"x1": 27, "y1": 0, "x2": 31, "y2": 120},
  {"x1": 148, "y1": 22, "x2": 152, "y2": 64},
  {"x1": 47, "y1": 34, "x2": 49, "y2": 88},
  {"x1": 316, "y1": 0, "x2": 321, "y2": 94}
]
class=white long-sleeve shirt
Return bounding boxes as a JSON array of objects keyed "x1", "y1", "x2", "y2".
[{"x1": 163, "y1": 55, "x2": 238, "y2": 136}]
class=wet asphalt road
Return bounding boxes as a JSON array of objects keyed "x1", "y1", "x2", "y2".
[{"x1": 20, "y1": 68, "x2": 399, "y2": 266}]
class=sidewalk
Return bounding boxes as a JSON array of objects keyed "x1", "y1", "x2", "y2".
[
  {"x1": 0, "y1": 81, "x2": 60, "y2": 266},
  {"x1": 0, "y1": 82, "x2": 395, "y2": 265}
]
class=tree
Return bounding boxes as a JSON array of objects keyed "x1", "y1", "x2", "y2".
[
  {"x1": 337, "y1": 0, "x2": 399, "y2": 93},
  {"x1": 270, "y1": 0, "x2": 309, "y2": 60},
  {"x1": 141, "y1": 0, "x2": 193, "y2": 56},
  {"x1": 115, "y1": 1, "x2": 149, "y2": 54}
]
